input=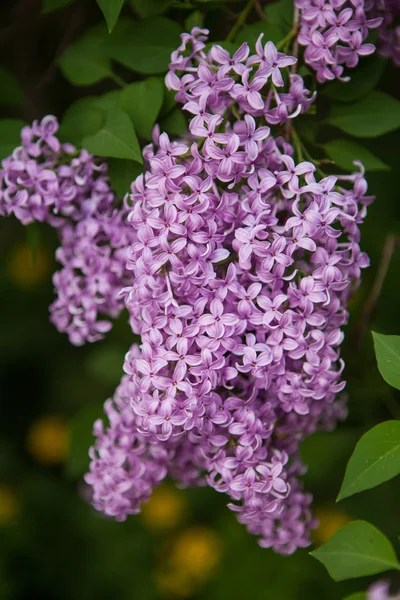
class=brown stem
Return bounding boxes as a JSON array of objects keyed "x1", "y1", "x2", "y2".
[
  {"x1": 254, "y1": 0, "x2": 265, "y2": 20},
  {"x1": 355, "y1": 233, "x2": 400, "y2": 347},
  {"x1": 291, "y1": 5, "x2": 300, "y2": 73},
  {"x1": 226, "y1": 0, "x2": 257, "y2": 43}
]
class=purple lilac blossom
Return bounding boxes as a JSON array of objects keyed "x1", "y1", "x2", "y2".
[
  {"x1": 373, "y1": 0, "x2": 400, "y2": 65},
  {"x1": 296, "y1": 0, "x2": 381, "y2": 82},
  {"x1": 368, "y1": 581, "x2": 400, "y2": 600},
  {"x1": 86, "y1": 29, "x2": 372, "y2": 554},
  {"x1": 0, "y1": 117, "x2": 135, "y2": 345}
]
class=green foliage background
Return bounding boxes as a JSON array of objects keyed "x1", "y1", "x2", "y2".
[{"x1": 0, "y1": 0, "x2": 400, "y2": 598}]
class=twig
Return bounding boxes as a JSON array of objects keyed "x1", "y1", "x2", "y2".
[
  {"x1": 226, "y1": 0, "x2": 257, "y2": 43},
  {"x1": 254, "y1": 0, "x2": 265, "y2": 20},
  {"x1": 291, "y1": 129, "x2": 303, "y2": 162},
  {"x1": 110, "y1": 72, "x2": 127, "y2": 89},
  {"x1": 291, "y1": 5, "x2": 300, "y2": 73},
  {"x1": 355, "y1": 233, "x2": 400, "y2": 347},
  {"x1": 276, "y1": 26, "x2": 298, "y2": 52}
]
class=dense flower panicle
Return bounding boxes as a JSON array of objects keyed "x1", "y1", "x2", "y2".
[
  {"x1": 296, "y1": 0, "x2": 381, "y2": 82},
  {"x1": 166, "y1": 28, "x2": 315, "y2": 125},
  {"x1": 86, "y1": 30, "x2": 372, "y2": 554},
  {"x1": 85, "y1": 353, "x2": 173, "y2": 520},
  {"x1": 374, "y1": 0, "x2": 400, "y2": 65},
  {"x1": 0, "y1": 117, "x2": 135, "y2": 345},
  {"x1": 0, "y1": 28, "x2": 375, "y2": 553},
  {"x1": 49, "y1": 201, "x2": 134, "y2": 345}
]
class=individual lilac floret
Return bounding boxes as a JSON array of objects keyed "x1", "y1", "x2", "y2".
[
  {"x1": 296, "y1": 0, "x2": 381, "y2": 82},
  {"x1": 0, "y1": 117, "x2": 135, "y2": 345},
  {"x1": 86, "y1": 29, "x2": 373, "y2": 555},
  {"x1": 368, "y1": 581, "x2": 400, "y2": 600}
]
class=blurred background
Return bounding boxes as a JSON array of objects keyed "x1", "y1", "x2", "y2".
[{"x1": 0, "y1": 0, "x2": 400, "y2": 598}]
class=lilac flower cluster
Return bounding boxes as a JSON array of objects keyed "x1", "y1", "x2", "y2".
[
  {"x1": 86, "y1": 29, "x2": 372, "y2": 554},
  {"x1": 374, "y1": 0, "x2": 400, "y2": 65},
  {"x1": 0, "y1": 117, "x2": 134, "y2": 345},
  {"x1": 296, "y1": 0, "x2": 382, "y2": 82}
]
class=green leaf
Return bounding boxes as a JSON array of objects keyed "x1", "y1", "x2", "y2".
[
  {"x1": 107, "y1": 158, "x2": 143, "y2": 197},
  {"x1": 373, "y1": 332, "x2": 400, "y2": 390},
  {"x1": 324, "y1": 139, "x2": 390, "y2": 173},
  {"x1": 310, "y1": 520, "x2": 400, "y2": 582},
  {"x1": 105, "y1": 17, "x2": 181, "y2": 74},
  {"x1": 159, "y1": 108, "x2": 187, "y2": 136},
  {"x1": 264, "y1": 0, "x2": 293, "y2": 34},
  {"x1": 323, "y1": 56, "x2": 385, "y2": 103},
  {"x1": 66, "y1": 403, "x2": 104, "y2": 478},
  {"x1": 343, "y1": 594, "x2": 367, "y2": 600},
  {"x1": 130, "y1": 0, "x2": 173, "y2": 18},
  {"x1": 120, "y1": 77, "x2": 164, "y2": 139},
  {"x1": 58, "y1": 98, "x2": 106, "y2": 145},
  {"x1": 235, "y1": 22, "x2": 283, "y2": 47},
  {"x1": 42, "y1": 0, "x2": 76, "y2": 13},
  {"x1": 337, "y1": 421, "x2": 400, "y2": 501},
  {"x1": 86, "y1": 344, "x2": 126, "y2": 385},
  {"x1": 97, "y1": 0, "x2": 124, "y2": 32},
  {"x1": 83, "y1": 107, "x2": 142, "y2": 162},
  {"x1": 93, "y1": 90, "x2": 122, "y2": 110},
  {"x1": 185, "y1": 10, "x2": 204, "y2": 31},
  {"x1": 327, "y1": 92, "x2": 400, "y2": 138},
  {"x1": 295, "y1": 116, "x2": 319, "y2": 145},
  {"x1": 160, "y1": 88, "x2": 177, "y2": 118},
  {"x1": 0, "y1": 119, "x2": 26, "y2": 160},
  {"x1": 0, "y1": 67, "x2": 23, "y2": 107},
  {"x1": 58, "y1": 25, "x2": 112, "y2": 85}
]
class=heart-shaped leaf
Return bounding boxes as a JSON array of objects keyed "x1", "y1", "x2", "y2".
[
  {"x1": 58, "y1": 98, "x2": 106, "y2": 145},
  {"x1": 120, "y1": 78, "x2": 164, "y2": 139},
  {"x1": 107, "y1": 158, "x2": 143, "y2": 198},
  {"x1": 83, "y1": 108, "x2": 142, "y2": 162},
  {"x1": 373, "y1": 332, "x2": 400, "y2": 390},
  {"x1": 324, "y1": 139, "x2": 390, "y2": 172},
  {"x1": 58, "y1": 26, "x2": 111, "y2": 85},
  {"x1": 327, "y1": 92, "x2": 400, "y2": 138},
  {"x1": 311, "y1": 520, "x2": 400, "y2": 582},
  {"x1": 337, "y1": 421, "x2": 400, "y2": 501},
  {"x1": 105, "y1": 17, "x2": 181, "y2": 74},
  {"x1": 97, "y1": 0, "x2": 124, "y2": 32}
]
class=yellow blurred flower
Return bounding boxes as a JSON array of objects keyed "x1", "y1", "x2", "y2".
[
  {"x1": 8, "y1": 242, "x2": 50, "y2": 288},
  {"x1": 26, "y1": 416, "x2": 69, "y2": 465},
  {"x1": 171, "y1": 526, "x2": 221, "y2": 578},
  {"x1": 156, "y1": 526, "x2": 222, "y2": 598},
  {"x1": 142, "y1": 485, "x2": 187, "y2": 531},
  {"x1": 155, "y1": 569, "x2": 193, "y2": 599},
  {"x1": 0, "y1": 485, "x2": 19, "y2": 525},
  {"x1": 313, "y1": 506, "x2": 351, "y2": 544}
]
